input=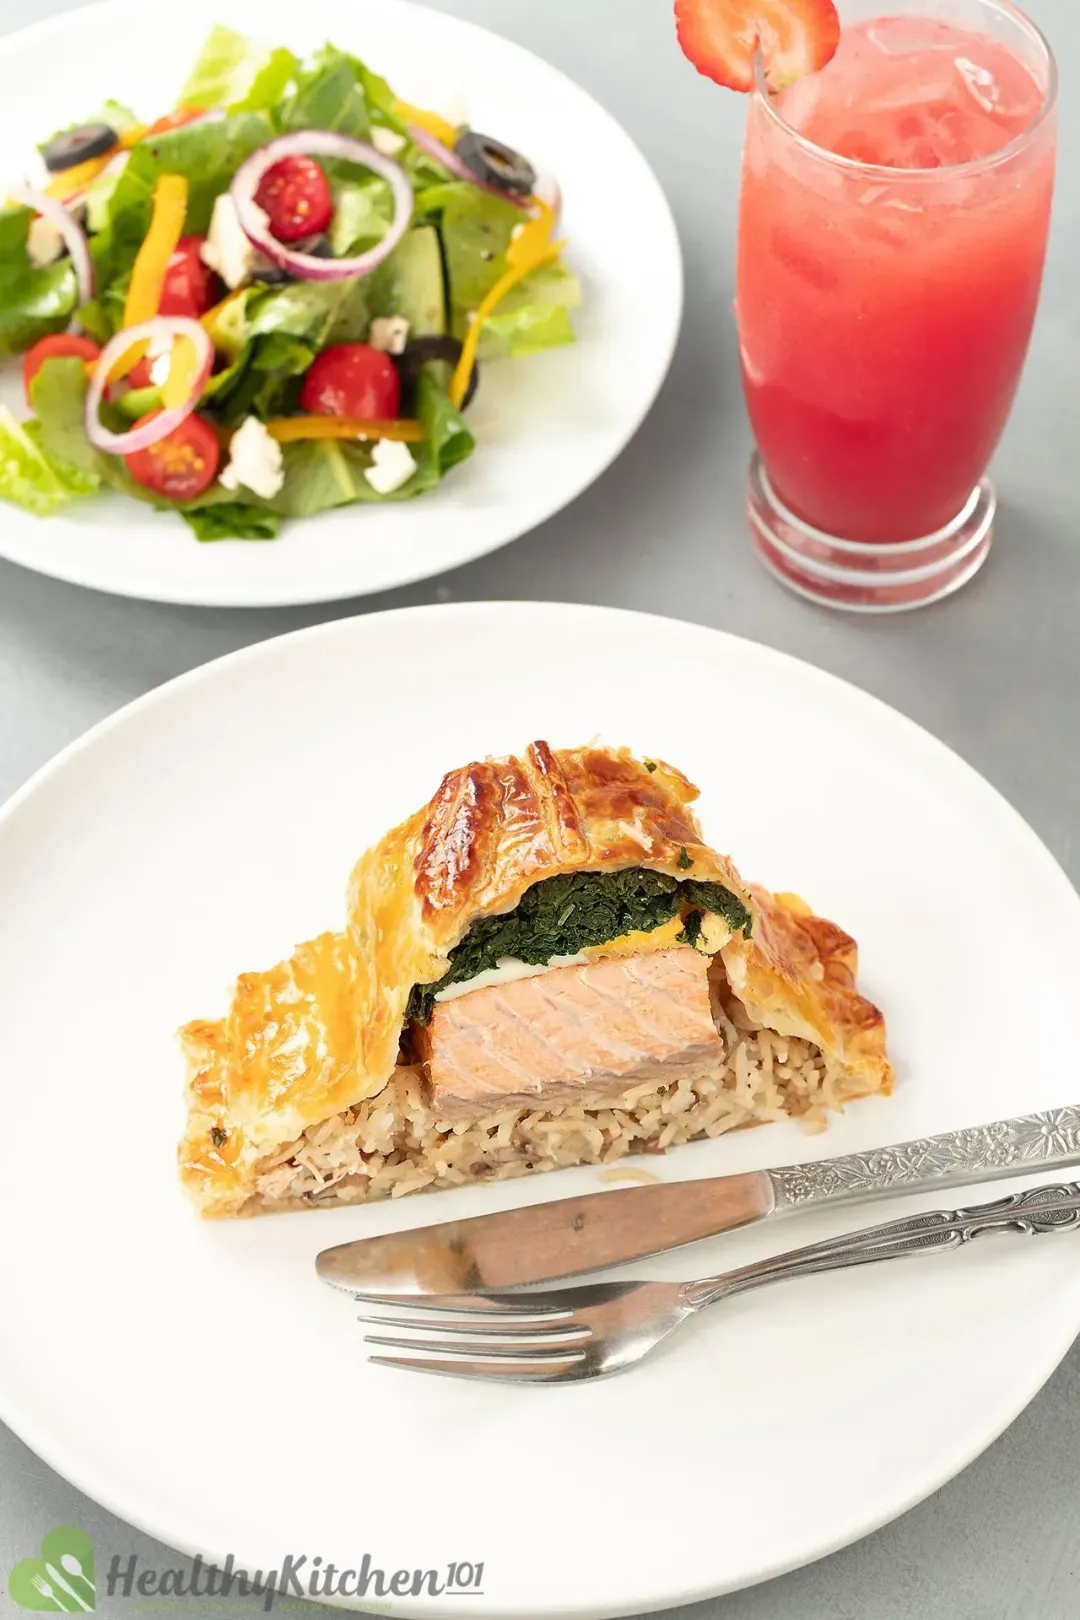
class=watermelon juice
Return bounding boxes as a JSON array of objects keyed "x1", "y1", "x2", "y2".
[{"x1": 736, "y1": 0, "x2": 1056, "y2": 609}]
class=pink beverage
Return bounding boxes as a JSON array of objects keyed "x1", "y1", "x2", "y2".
[{"x1": 737, "y1": 0, "x2": 1056, "y2": 611}]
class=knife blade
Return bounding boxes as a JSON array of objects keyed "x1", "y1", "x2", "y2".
[{"x1": 315, "y1": 1103, "x2": 1080, "y2": 1295}]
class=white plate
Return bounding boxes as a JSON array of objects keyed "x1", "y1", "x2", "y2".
[
  {"x1": 1, "y1": 602, "x2": 1079, "y2": 1619},
  {"x1": 0, "y1": 1, "x2": 681, "y2": 608}
]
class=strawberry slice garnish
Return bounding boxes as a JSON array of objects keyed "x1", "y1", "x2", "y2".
[{"x1": 674, "y1": 0, "x2": 840, "y2": 92}]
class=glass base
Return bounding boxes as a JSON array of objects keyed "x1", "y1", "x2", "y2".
[{"x1": 747, "y1": 455, "x2": 995, "y2": 613}]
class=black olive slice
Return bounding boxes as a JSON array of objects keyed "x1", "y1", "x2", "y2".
[
  {"x1": 250, "y1": 265, "x2": 294, "y2": 286},
  {"x1": 453, "y1": 131, "x2": 536, "y2": 198},
  {"x1": 251, "y1": 238, "x2": 333, "y2": 285},
  {"x1": 42, "y1": 122, "x2": 118, "y2": 174},
  {"x1": 396, "y1": 334, "x2": 479, "y2": 411}
]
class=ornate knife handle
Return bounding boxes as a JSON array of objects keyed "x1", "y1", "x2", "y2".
[
  {"x1": 681, "y1": 1182, "x2": 1080, "y2": 1313},
  {"x1": 768, "y1": 1105, "x2": 1080, "y2": 1211},
  {"x1": 767, "y1": 1108, "x2": 1080, "y2": 1211}
]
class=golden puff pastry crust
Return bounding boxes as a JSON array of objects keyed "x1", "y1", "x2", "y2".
[
  {"x1": 725, "y1": 888, "x2": 892, "y2": 1102},
  {"x1": 179, "y1": 744, "x2": 891, "y2": 1215}
]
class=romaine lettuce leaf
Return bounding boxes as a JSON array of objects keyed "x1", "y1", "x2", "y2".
[
  {"x1": 258, "y1": 437, "x2": 397, "y2": 517},
  {"x1": 414, "y1": 368, "x2": 474, "y2": 478},
  {"x1": 434, "y1": 184, "x2": 520, "y2": 313},
  {"x1": 0, "y1": 405, "x2": 98, "y2": 515},
  {"x1": 29, "y1": 356, "x2": 157, "y2": 503},
  {"x1": 177, "y1": 25, "x2": 297, "y2": 114},
  {"x1": 477, "y1": 264, "x2": 581, "y2": 359},
  {"x1": 329, "y1": 176, "x2": 393, "y2": 257},
  {"x1": 335, "y1": 48, "x2": 403, "y2": 132},
  {"x1": 29, "y1": 356, "x2": 108, "y2": 475},
  {"x1": 247, "y1": 279, "x2": 368, "y2": 346},
  {"x1": 292, "y1": 42, "x2": 406, "y2": 134},
  {"x1": 264, "y1": 438, "x2": 366, "y2": 517},
  {"x1": 431, "y1": 186, "x2": 579, "y2": 356},
  {"x1": 0, "y1": 206, "x2": 80, "y2": 358},
  {"x1": 182, "y1": 501, "x2": 280, "y2": 540},
  {"x1": 278, "y1": 48, "x2": 370, "y2": 140}
]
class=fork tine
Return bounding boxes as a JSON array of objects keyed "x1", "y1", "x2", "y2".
[
  {"x1": 358, "y1": 1310, "x2": 590, "y2": 1338},
  {"x1": 352, "y1": 1290, "x2": 571, "y2": 1318},
  {"x1": 363, "y1": 1332, "x2": 589, "y2": 1360},
  {"x1": 368, "y1": 1351, "x2": 587, "y2": 1383}
]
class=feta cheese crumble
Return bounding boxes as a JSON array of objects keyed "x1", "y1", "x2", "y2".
[
  {"x1": 368, "y1": 315, "x2": 410, "y2": 355},
  {"x1": 201, "y1": 194, "x2": 263, "y2": 290},
  {"x1": 27, "y1": 216, "x2": 64, "y2": 267},
  {"x1": 371, "y1": 126, "x2": 407, "y2": 157},
  {"x1": 219, "y1": 416, "x2": 285, "y2": 500},
  {"x1": 364, "y1": 437, "x2": 417, "y2": 495},
  {"x1": 148, "y1": 352, "x2": 173, "y2": 388}
]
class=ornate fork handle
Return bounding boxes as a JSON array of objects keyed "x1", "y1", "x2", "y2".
[{"x1": 681, "y1": 1182, "x2": 1080, "y2": 1313}]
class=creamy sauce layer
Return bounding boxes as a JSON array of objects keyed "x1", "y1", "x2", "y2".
[{"x1": 433, "y1": 913, "x2": 732, "y2": 1004}]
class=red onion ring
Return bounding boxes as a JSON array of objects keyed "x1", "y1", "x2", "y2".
[
  {"x1": 406, "y1": 123, "x2": 530, "y2": 210},
  {"x1": 10, "y1": 185, "x2": 94, "y2": 304},
  {"x1": 532, "y1": 171, "x2": 563, "y2": 225},
  {"x1": 231, "y1": 131, "x2": 413, "y2": 281},
  {"x1": 85, "y1": 316, "x2": 213, "y2": 455}
]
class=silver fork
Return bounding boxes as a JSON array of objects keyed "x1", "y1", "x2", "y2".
[{"x1": 356, "y1": 1181, "x2": 1080, "y2": 1382}]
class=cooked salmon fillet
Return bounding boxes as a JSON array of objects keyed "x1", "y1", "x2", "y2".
[{"x1": 422, "y1": 946, "x2": 725, "y2": 1122}]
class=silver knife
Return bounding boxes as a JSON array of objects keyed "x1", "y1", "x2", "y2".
[{"x1": 315, "y1": 1104, "x2": 1080, "y2": 1295}]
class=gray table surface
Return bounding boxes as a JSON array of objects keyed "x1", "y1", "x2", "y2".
[{"x1": 2, "y1": 0, "x2": 1078, "y2": 1614}]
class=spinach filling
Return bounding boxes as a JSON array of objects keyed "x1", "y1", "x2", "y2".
[{"x1": 407, "y1": 866, "x2": 752, "y2": 1024}]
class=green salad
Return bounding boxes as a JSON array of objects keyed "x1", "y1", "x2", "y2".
[{"x1": 0, "y1": 24, "x2": 580, "y2": 540}]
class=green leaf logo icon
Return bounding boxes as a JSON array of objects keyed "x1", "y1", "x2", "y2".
[{"x1": 9, "y1": 1529, "x2": 96, "y2": 1612}]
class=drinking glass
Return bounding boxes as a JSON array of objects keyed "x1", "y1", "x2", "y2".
[{"x1": 736, "y1": 0, "x2": 1057, "y2": 611}]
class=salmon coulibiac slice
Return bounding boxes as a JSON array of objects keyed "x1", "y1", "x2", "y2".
[{"x1": 179, "y1": 743, "x2": 892, "y2": 1216}]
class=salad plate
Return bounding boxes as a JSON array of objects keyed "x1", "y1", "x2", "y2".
[
  {"x1": 2, "y1": 601, "x2": 1080, "y2": 1616},
  {"x1": 0, "y1": 0, "x2": 681, "y2": 606}
]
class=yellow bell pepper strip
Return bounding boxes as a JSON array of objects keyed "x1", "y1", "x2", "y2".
[
  {"x1": 118, "y1": 123, "x2": 150, "y2": 148},
  {"x1": 160, "y1": 336, "x2": 201, "y2": 411},
  {"x1": 123, "y1": 173, "x2": 189, "y2": 327},
  {"x1": 393, "y1": 99, "x2": 460, "y2": 147},
  {"x1": 265, "y1": 416, "x2": 425, "y2": 444},
  {"x1": 449, "y1": 198, "x2": 565, "y2": 408},
  {"x1": 106, "y1": 173, "x2": 189, "y2": 383},
  {"x1": 44, "y1": 150, "x2": 117, "y2": 201}
]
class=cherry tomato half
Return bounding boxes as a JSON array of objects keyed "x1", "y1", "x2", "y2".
[
  {"x1": 255, "y1": 156, "x2": 334, "y2": 243},
  {"x1": 143, "y1": 109, "x2": 206, "y2": 138},
  {"x1": 23, "y1": 333, "x2": 101, "y2": 404},
  {"x1": 125, "y1": 413, "x2": 220, "y2": 502},
  {"x1": 299, "y1": 344, "x2": 402, "y2": 421},
  {"x1": 158, "y1": 236, "x2": 222, "y2": 320},
  {"x1": 123, "y1": 357, "x2": 156, "y2": 390}
]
